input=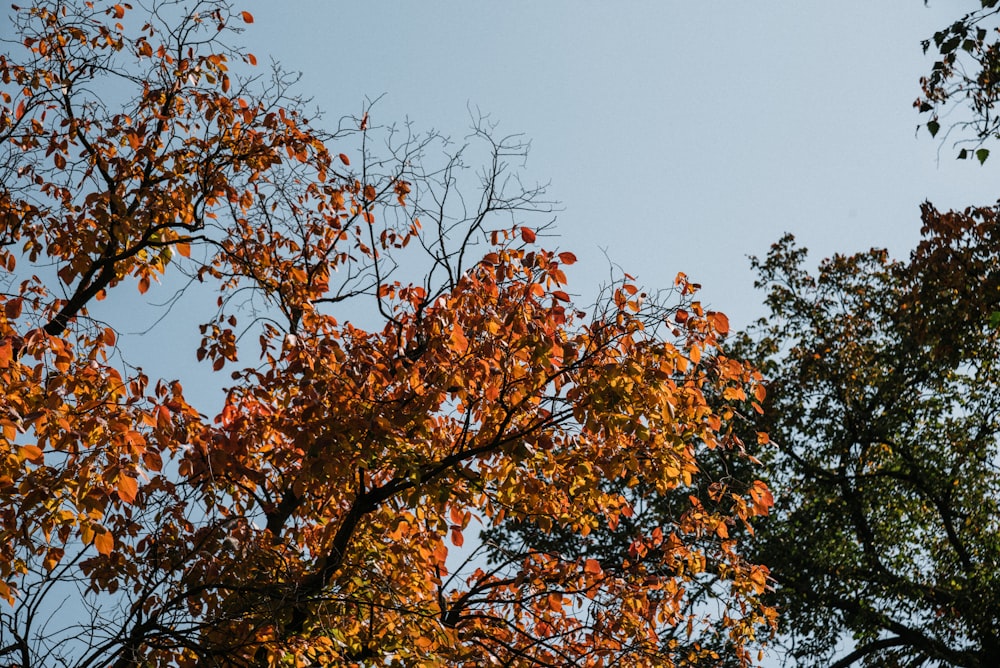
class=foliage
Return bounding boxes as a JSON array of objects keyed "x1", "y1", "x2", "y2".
[
  {"x1": 736, "y1": 206, "x2": 1000, "y2": 667},
  {"x1": 0, "y1": 1, "x2": 775, "y2": 665},
  {"x1": 915, "y1": 0, "x2": 1000, "y2": 162},
  {"x1": 483, "y1": 295, "x2": 776, "y2": 667}
]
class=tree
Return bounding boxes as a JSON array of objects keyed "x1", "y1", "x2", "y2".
[
  {"x1": 916, "y1": 0, "x2": 1000, "y2": 163},
  {"x1": 728, "y1": 4, "x2": 1000, "y2": 663},
  {"x1": 482, "y1": 299, "x2": 778, "y2": 667},
  {"x1": 0, "y1": 1, "x2": 775, "y2": 665},
  {"x1": 735, "y1": 207, "x2": 1000, "y2": 667}
]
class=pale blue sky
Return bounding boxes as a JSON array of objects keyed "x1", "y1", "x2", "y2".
[{"x1": 244, "y1": 1, "x2": 998, "y2": 330}]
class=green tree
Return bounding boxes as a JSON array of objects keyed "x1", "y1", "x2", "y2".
[
  {"x1": 737, "y1": 205, "x2": 1000, "y2": 667},
  {"x1": 916, "y1": 0, "x2": 1000, "y2": 163}
]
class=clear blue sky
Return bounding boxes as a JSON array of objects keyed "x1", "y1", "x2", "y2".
[
  {"x1": 243, "y1": 1, "x2": 998, "y2": 330},
  {"x1": 67, "y1": 1, "x2": 1000, "y2": 404}
]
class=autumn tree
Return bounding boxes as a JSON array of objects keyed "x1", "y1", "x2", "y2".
[
  {"x1": 0, "y1": 1, "x2": 775, "y2": 665},
  {"x1": 733, "y1": 212, "x2": 1000, "y2": 667},
  {"x1": 482, "y1": 291, "x2": 777, "y2": 667}
]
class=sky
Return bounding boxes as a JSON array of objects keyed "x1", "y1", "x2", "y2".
[
  {"x1": 38, "y1": 0, "x2": 998, "y2": 407},
  {"x1": 240, "y1": 1, "x2": 999, "y2": 332}
]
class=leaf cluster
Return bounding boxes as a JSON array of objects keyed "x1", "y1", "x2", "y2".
[{"x1": 736, "y1": 208, "x2": 1000, "y2": 667}]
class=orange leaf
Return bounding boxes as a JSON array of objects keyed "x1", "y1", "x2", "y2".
[
  {"x1": 709, "y1": 311, "x2": 730, "y2": 335},
  {"x1": 338, "y1": 153, "x2": 350, "y2": 166},
  {"x1": 750, "y1": 480, "x2": 774, "y2": 515},
  {"x1": 689, "y1": 344, "x2": 701, "y2": 365},
  {"x1": 521, "y1": 227, "x2": 536, "y2": 243},
  {"x1": 240, "y1": 10, "x2": 253, "y2": 23},
  {"x1": 584, "y1": 558, "x2": 603, "y2": 575},
  {"x1": 450, "y1": 526, "x2": 464, "y2": 547},
  {"x1": 450, "y1": 325, "x2": 469, "y2": 354},
  {"x1": 118, "y1": 474, "x2": 138, "y2": 504},
  {"x1": 94, "y1": 531, "x2": 113, "y2": 555},
  {"x1": 558, "y1": 251, "x2": 577, "y2": 264},
  {"x1": 20, "y1": 444, "x2": 43, "y2": 463}
]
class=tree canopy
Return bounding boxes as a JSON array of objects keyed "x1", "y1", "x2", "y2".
[
  {"x1": 736, "y1": 206, "x2": 1000, "y2": 667},
  {"x1": 0, "y1": 1, "x2": 775, "y2": 666}
]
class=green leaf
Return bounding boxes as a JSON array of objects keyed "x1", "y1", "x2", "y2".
[
  {"x1": 990, "y1": 311, "x2": 1000, "y2": 329},
  {"x1": 958, "y1": 148, "x2": 969, "y2": 160},
  {"x1": 976, "y1": 148, "x2": 990, "y2": 164},
  {"x1": 927, "y1": 120, "x2": 940, "y2": 137}
]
